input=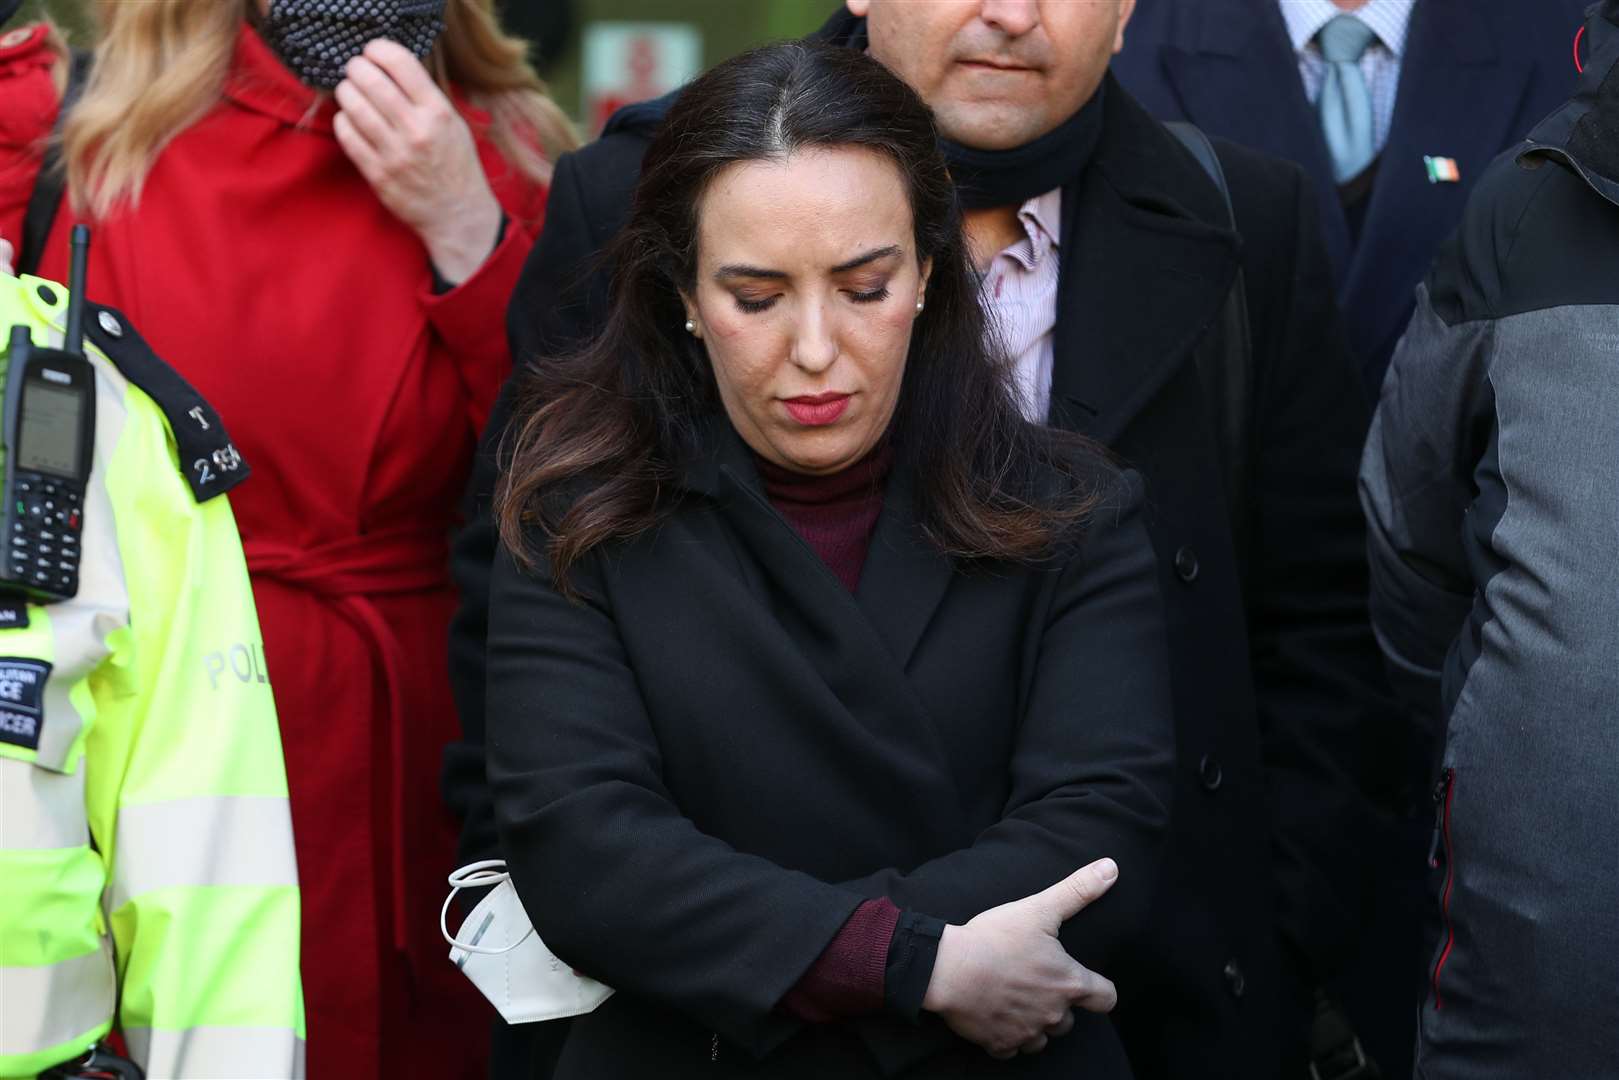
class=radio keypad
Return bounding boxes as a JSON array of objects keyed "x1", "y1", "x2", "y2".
[{"x1": 8, "y1": 475, "x2": 82, "y2": 595}]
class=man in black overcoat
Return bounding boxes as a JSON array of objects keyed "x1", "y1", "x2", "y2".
[{"x1": 443, "y1": 3, "x2": 1399, "y2": 1077}]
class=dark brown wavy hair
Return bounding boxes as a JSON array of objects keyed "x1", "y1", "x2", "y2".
[{"x1": 497, "y1": 40, "x2": 1107, "y2": 590}]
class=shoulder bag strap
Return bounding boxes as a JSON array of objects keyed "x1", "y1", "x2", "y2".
[
  {"x1": 1163, "y1": 120, "x2": 1254, "y2": 582},
  {"x1": 18, "y1": 48, "x2": 92, "y2": 277}
]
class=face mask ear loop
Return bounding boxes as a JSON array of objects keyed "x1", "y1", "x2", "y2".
[{"x1": 440, "y1": 859, "x2": 537, "y2": 955}]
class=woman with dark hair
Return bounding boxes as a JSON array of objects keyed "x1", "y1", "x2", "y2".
[{"x1": 487, "y1": 41, "x2": 1174, "y2": 1079}]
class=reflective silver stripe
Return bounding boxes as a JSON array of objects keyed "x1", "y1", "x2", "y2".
[
  {"x1": 124, "y1": 1027, "x2": 306, "y2": 1080},
  {"x1": 0, "y1": 939, "x2": 115, "y2": 1058},
  {"x1": 108, "y1": 795, "x2": 297, "y2": 913},
  {"x1": 0, "y1": 754, "x2": 88, "y2": 849}
]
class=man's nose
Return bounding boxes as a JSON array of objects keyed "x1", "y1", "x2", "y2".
[{"x1": 979, "y1": 0, "x2": 1040, "y2": 39}]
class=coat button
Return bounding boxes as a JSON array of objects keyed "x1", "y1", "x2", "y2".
[
  {"x1": 1174, "y1": 545, "x2": 1199, "y2": 583},
  {"x1": 1223, "y1": 959, "x2": 1246, "y2": 999},
  {"x1": 1199, "y1": 754, "x2": 1223, "y2": 791},
  {"x1": 35, "y1": 284, "x2": 57, "y2": 306},
  {"x1": 97, "y1": 311, "x2": 124, "y2": 338}
]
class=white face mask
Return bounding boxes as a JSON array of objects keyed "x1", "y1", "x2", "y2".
[{"x1": 440, "y1": 860, "x2": 616, "y2": 1025}]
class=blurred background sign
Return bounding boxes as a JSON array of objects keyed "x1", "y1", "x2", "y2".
[{"x1": 581, "y1": 21, "x2": 700, "y2": 133}]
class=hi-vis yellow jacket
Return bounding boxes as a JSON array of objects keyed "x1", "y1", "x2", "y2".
[{"x1": 0, "y1": 272, "x2": 304, "y2": 1078}]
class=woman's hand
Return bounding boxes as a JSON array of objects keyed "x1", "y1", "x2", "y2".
[
  {"x1": 922, "y1": 858, "x2": 1119, "y2": 1060},
  {"x1": 332, "y1": 39, "x2": 504, "y2": 286}
]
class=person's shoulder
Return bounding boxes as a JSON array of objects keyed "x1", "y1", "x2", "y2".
[
  {"x1": 1020, "y1": 431, "x2": 1141, "y2": 546},
  {"x1": 1427, "y1": 145, "x2": 1619, "y2": 325},
  {"x1": 539, "y1": 130, "x2": 651, "y2": 250},
  {"x1": 0, "y1": 24, "x2": 62, "y2": 151},
  {"x1": 1476, "y1": 0, "x2": 1589, "y2": 62},
  {"x1": 80, "y1": 299, "x2": 253, "y2": 503},
  {"x1": 551, "y1": 88, "x2": 671, "y2": 192},
  {"x1": 1202, "y1": 136, "x2": 1324, "y2": 278},
  {"x1": 560, "y1": 125, "x2": 654, "y2": 185},
  {"x1": 1209, "y1": 136, "x2": 1310, "y2": 211},
  {"x1": 0, "y1": 22, "x2": 54, "y2": 71},
  {"x1": 1109, "y1": 0, "x2": 1182, "y2": 56}
]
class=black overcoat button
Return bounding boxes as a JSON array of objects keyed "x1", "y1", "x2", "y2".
[
  {"x1": 1199, "y1": 754, "x2": 1223, "y2": 791},
  {"x1": 1223, "y1": 959, "x2": 1246, "y2": 999},
  {"x1": 1174, "y1": 545, "x2": 1200, "y2": 582}
]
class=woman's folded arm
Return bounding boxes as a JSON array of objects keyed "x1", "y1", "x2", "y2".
[
  {"x1": 839, "y1": 476, "x2": 1176, "y2": 973},
  {"x1": 486, "y1": 542, "x2": 872, "y2": 1056}
]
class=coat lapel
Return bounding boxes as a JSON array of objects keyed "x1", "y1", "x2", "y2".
[
  {"x1": 853, "y1": 464, "x2": 954, "y2": 670},
  {"x1": 1341, "y1": 0, "x2": 1536, "y2": 369},
  {"x1": 678, "y1": 424, "x2": 967, "y2": 839},
  {"x1": 1048, "y1": 80, "x2": 1241, "y2": 447},
  {"x1": 1155, "y1": 0, "x2": 1352, "y2": 277}
]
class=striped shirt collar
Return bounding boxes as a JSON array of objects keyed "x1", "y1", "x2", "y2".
[
  {"x1": 1278, "y1": 0, "x2": 1417, "y2": 58},
  {"x1": 1003, "y1": 188, "x2": 1063, "y2": 272}
]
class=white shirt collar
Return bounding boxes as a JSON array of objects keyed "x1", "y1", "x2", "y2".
[{"x1": 1278, "y1": 0, "x2": 1417, "y2": 58}]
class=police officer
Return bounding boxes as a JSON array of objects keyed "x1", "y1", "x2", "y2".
[{"x1": 0, "y1": 249, "x2": 305, "y2": 1076}]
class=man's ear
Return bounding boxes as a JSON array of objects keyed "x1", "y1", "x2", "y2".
[{"x1": 1114, "y1": 0, "x2": 1138, "y2": 53}]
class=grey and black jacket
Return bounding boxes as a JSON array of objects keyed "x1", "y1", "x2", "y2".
[{"x1": 1360, "y1": 3, "x2": 1619, "y2": 1076}]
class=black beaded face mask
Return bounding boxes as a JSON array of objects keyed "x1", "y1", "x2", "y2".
[{"x1": 262, "y1": 0, "x2": 449, "y2": 91}]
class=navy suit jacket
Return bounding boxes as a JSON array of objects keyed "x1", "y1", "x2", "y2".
[{"x1": 1113, "y1": 0, "x2": 1586, "y2": 389}]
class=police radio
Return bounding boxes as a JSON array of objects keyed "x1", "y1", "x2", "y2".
[{"x1": 2, "y1": 225, "x2": 95, "y2": 603}]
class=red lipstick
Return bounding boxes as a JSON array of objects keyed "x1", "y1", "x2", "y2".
[{"x1": 782, "y1": 392, "x2": 851, "y2": 426}]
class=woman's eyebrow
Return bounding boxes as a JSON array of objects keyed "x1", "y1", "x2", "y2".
[
  {"x1": 714, "y1": 263, "x2": 786, "y2": 281},
  {"x1": 713, "y1": 245, "x2": 904, "y2": 282},
  {"x1": 829, "y1": 245, "x2": 903, "y2": 274}
]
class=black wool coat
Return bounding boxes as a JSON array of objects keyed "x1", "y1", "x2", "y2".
[
  {"x1": 445, "y1": 68, "x2": 1399, "y2": 1080},
  {"x1": 484, "y1": 433, "x2": 1175, "y2": 1079}
]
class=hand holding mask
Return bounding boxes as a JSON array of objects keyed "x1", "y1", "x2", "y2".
[{"x1": 329, "y1": 38, "x2": 504, "y2": 285}]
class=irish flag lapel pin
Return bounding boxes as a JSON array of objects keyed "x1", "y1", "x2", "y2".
[{"x1": 1424, "y1": 156, "x2": 1461, "y2": 183}]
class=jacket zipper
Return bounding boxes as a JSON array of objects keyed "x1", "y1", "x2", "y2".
[
  {"x1": 1430, "y1": 767, "x2": 1457, "y2": 1010},
  {"x1": 710, "y1": 1032, "x2": 720, "y2": 1063}
]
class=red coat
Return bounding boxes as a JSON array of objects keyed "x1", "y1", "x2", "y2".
[{"x1": 2, "y1": 23, "x2": 544, "y2": 1078}]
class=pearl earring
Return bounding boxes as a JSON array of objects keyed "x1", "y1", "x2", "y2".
[
  {"x1": 684, "y1": 319, "x2": 697, "y2": 335},
  {"x1": 915, "y1": 299, "x2": 925, "y2": 315}
]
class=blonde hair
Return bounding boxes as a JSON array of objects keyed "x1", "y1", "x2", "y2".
[{"x1": 61, "y1": 0, "x2": 578, "y2": 219}]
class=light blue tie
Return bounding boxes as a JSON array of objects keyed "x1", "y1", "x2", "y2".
[{"x1": 1317, "y1": 14, "x2": 1379, "y2": 184}]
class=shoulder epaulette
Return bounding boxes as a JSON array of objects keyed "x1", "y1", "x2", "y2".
[{"x1": 83, "y1": 302, "x2": 251, "y2": 503}]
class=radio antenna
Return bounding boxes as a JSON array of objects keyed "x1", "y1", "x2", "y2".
[{"x1": 62, "y1": 224, "x2": 91, "y2": 356}]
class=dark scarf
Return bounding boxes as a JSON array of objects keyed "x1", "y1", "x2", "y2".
[{"x1": 814, "y1": 7, "x2": 1104, "y2": 209}]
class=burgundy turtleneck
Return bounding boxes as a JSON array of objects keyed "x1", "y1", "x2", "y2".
[
  {"x1": 754, "y1": 443, "x2": 893, "y2": 593},
  {"x1": 755, "y1": 444, "x2": 904, "y2": 1022}
]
